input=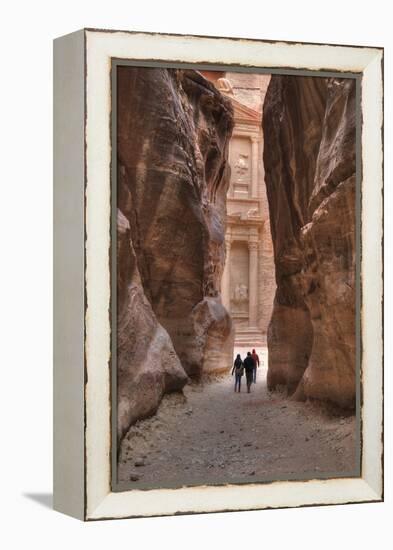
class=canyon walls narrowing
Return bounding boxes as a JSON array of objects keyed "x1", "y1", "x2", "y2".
[
  {"x1": 263, "y1": 76, "x2": 356, "y2": 408},
  {"x1": 117, "y1": 67, "x2": 235, "y2": 441}
]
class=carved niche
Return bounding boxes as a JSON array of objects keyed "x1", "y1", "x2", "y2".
[
  {"x1": 229, "y1": 242, "x2": 249, "y2": 317},
  {"x1": 234, "y1": 154, "x2": 249, "y2": 181},
  {"x1": 229, "y1": 136, "x2": 252, "y2": 197}
]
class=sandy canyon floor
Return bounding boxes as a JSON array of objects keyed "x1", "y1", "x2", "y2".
[{"x1": 118, "y1": 359, "x2": 357, "y2": 488}]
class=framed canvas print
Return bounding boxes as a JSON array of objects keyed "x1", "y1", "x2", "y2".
[{"x1": 53, "y1": 28, "x2": 384, "y2": 521}]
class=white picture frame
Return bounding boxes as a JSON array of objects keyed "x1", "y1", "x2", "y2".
[{"x1": 53, "y1": 28, "x2": 383, "y2": 521}]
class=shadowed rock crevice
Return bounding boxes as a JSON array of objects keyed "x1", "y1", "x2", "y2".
[
  {"x1": 117, "y1": 67, "x2": 235, "y2": 442},
  {"x1": 263, "y1": 76, "x2": 356, "y2": 409}
]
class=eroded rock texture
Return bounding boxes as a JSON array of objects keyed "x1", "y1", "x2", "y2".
[
  {"x1": 117, "y1": 210, "x2": 188, "y2": 443},
  {"x1": 263, "y1": 76, "x2": 356, "y2": 408},
  {"x1": 117, "y1": 67, "x2": 234, "y2": 440}
]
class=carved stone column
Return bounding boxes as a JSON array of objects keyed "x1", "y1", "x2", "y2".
[
  {"x1": 221, "y1": 233, "x2": 232, "y2": 310},
  {"x1": 248, "y1": 238, "x2": 259, "y2": 328},
  {"x1": 251, "y1": 137, "x2": 259, "y2": 198}
]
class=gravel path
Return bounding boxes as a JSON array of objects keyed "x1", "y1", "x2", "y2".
[{"x1": 118, "y1": 366, "x2": 357, "y2": 488}]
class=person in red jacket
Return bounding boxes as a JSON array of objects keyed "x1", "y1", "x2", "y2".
[{"x1": 251, "y1": 348, "x2": 260, "y2": 383}]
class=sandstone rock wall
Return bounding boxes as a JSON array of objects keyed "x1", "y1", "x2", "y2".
[
  {"x1": 117, "y1": 210, "x2": 188, "y2": 443},
  {"x1": 263, "y1": 75, "x2": 356, "y2": 408},
  {"x1": 117, "y1": 67, "x2": 234, "y2": 440}
]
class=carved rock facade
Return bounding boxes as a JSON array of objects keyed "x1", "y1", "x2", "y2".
[
  {"x1": 201, "y1": 71, "x2": 276, "y2": 347},
  {"x1": 263, "y1": 75, "x2": 356, "y2": 408},
  {"x1": 117, "y1": 67, "x2": 235, "y2": 440}
]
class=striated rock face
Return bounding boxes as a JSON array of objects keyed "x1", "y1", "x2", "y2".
[
  {"x1": 117, "y1": 210, "x2": 188, "y2": 443},
  {"x1": 117, "y1": 67, "x2": 234, "y2": 440},
  {"x1": 263, "y1": 76, "x2": 356, "y2": 408}
]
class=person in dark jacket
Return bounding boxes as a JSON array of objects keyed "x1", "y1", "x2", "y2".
[
  {"x1": 231, "y1": 354, "x2": 243, "y2": 392},
  {"x1": 251, "y1": 348, "x2": 260, "y2": 383},
  {"x1": 243, "y1": 352, "x2": 255, "y2": 393}
]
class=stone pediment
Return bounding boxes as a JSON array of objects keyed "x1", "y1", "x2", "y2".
[{"x1": 230, "y1": 97, "x2": 262, "y2": 125}]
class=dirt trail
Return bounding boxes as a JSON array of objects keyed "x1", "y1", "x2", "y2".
[{"x1": 118, "y1": 365, "x2": 357, "y2": 488}]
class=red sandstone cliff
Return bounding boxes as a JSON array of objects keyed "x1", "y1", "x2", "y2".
[
  {"x1": 117, "y1": 67, "x2": 235, "y2": 441},
  {"x1": 263, "y1": 75, "x2": 356, "y2": 408}
]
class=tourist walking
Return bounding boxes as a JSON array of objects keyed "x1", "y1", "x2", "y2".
[
  {"x1": 251, "y1": 348, "x2": 260, "y2": 383},
  {"x1": 243, "y1": 352, "x2": 255, "y2": 393},
  {"x1": 232, "y1": 354, "x2": 244, "y2": 392}
]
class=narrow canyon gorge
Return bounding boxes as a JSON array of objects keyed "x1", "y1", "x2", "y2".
[{"x1": 116, "y1": 67, "x2": 357, "y2": 484}]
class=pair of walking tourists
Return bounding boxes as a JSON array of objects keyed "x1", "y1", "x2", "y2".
[{"x1": 231, "y1": 349, "x2": 260, "y2": 393}]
